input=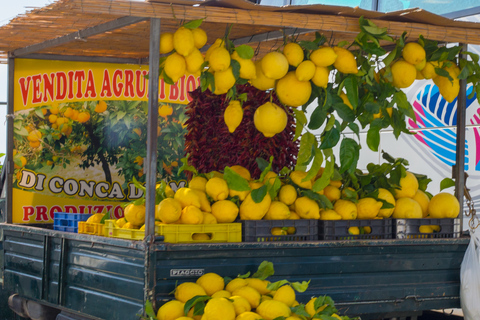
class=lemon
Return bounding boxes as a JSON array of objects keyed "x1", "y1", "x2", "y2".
[
  {"x1": 230, "y1": 165, "x2": 251, "y2": 181},
  {"x1": 209, "y1": 47, "x2": 231, "y2": 72},
  {"x1": 331, "y1": 314, "x2": 343, "y2": 320},
  {"x1": 192, "y1": 189, "x2": 212, "y2": 212},
  {"x1": 192, "y1": 233, "x2": 210, "y2": 241},
  {"x1": 189, "y1": 176, "x2": 208, "y2": 192},
  {"x1": 254, "y1": 102, "x2": 287, "y2": 138},
  {"x1": 295, "y1": 60, "x2": 316, "y2": 81},
  {"x1": 263, "y1": 171, "x2": 278, "y2": 185},
  {"x1": 196, "y1": 272, "x2": 225, "y2": 296},
  {"x1": 412, "y1": 190, "x2": 430, "y2": 217},
  {"x1": 348, "y1": 226, "x2": 360, "y2": 235},
  {"x1": 256, "y1": 300, "x2": 291, "y2": 320},
  {"x1": 215, "y1": 67, "x2": 236, "y2": 94},
  {"x1": 334, "y1": 199, "x2": 357, "y2": 220},
  {"x1": 203, "y1": 212, "x2": 218, "y2": 224},
  {"x1": 329, "y1": 180, "x2": 342, "y2": 188},
  {"x1": 310, "y1": 46, "x2": 338, "y2": 67},
  {"x1": 156, "y1": 198, "x2": 183, "y2": 223},
  {"x1": 340, "y1": 92, "x2": 354, "y2": 110},
  {"x1": 415, "y1": 58, "x2": 427, "y2": 71},
  {"x1": 245, "y1": 278, "x2": 271, "y2": 295},
  {"x1": 271, "y1": 227, "x2": 287, "y2": 235},
  {"x1": 294, "y1": 196, "x2": 320, "y2": 219},
  {"x1": 211, "y1": 290, "x2": 231, "y2": 298},
  {"x1": 250, "y1": 60, "x2": 276, "y2": 90},
  {"x1": 27, "y1": 129, "x2": 42, "y2": 142},
  {"x1": 156, "y1": 300, "x2": 185, "y2": 320},
  {"x1": 377, "y1": 188, "x2": 396, "y2": 218},
  {"x1": 333, "y1": 46, "x2": 358, "y2": 74},
  {"x1": 283, "y1": 42, "x2": 304, "y2": 67},
  {"x1": 94, "y1": 101, "x2": 107, "y2": 113},
  {"x1": 421, "y1": 61, "x2": 437, "y2": 79},
  {"x1": 394, "y1": 171, "x2": 419, "y2": 199},
  {"x1": 159, "y1": 32, "x2": 174, "y2": 54},
  {"x1": 206, "y1": 177, "x2": 229, "y2": 201},
  {"x1": 264, "y1": 201, "x2": 291, "y2": 220},
  {"x1": 392, "y1": 197, "x2": 423, "y2": 218},
  {"x1": 261, "y1": 52, "x2": 289, "y2": 80},
  {"x1": 164, "y1": 52, "x2": 186, "y2": 83},
  {"x1": 229, "y1": 188, "x2": 250, "y2": 201},
  {"x1": 192, "y1": 28, "x2": 207, "y2": 49},
  {"x1": 419, "y1": 225, "x2": 434, "y2": 233},
  {"x1": 239, "y1": 193, "x2": 272, "y2": 220},
  {"x1": 205, "y1": 38, "x2": 225, "y2": 61},
  {"x1": 320, "y1": 209, "x2": 342, "y2": 220},
  {"x1": 433, "y1": 64, "x2": 460, "y2": 102},
  {"x1": 236, "y1": 311, "x2": 263, "y2": 320},
  {"x1": 226, "y1": 278, "x2": 248, "y2": 293},
  {"x1": 273, "y1": 285, "x2": 295, "y2": 307},
  {"x1": 391, "y1": 60, "x2": 416, "y2": 89},
  {"x1": 324, "y1": 185, "x2": 341, "y2": 202},
  {"x1": 402, "y1": 42, "x2": 426, "y2": 65},
  {"x1": 278, "y1": 184, "x2": 297, "y2": 206},
  {"x1": 305, "y1": 298, "x2": 327, "y2": 317},
  {"x1": 174, "y1": 187, "x2": 201, "y2": 208},
  {"x1": 290, "y1": 170, "x2": 312, "y2": 189},
  {"x1": 122, "y1": 222, "x2": 137, "y2": 229},
  {"x1": 175, "y1": 282, "x2": 207, "y2": 303},
  {"x1": 230, "y1": 296, "x2": 252, "y2": 315},
  {"x1": 173, "y1": 27, "x2": 195, "y2": 57},
  {"x1": 232, "y1": 286, "x2": 261, "y2": 309},
  {"x1": 204, "y1": 298, "x2": 236, "y2": 320},
  {"x1": 427, "y1": 192, "x2": 460, "y2": 218},
  {"x1": 224, "y1": 100, "x2": 244, "y2": 133},
  {"x1": 275, "y1": 71, "x2": 312, "y2": 107},
  {"x1": 165, "y1": 185, "x2": 175, "y2": 198},
  {"x1": 123, "y1": 204, "x2": 145, "y2": 227},
  {"x1": 356, "y1": 197, "x2": 383, "y2": 219},
  {"x1": 185, "y1": 48, "x2": 204, "y2": 74},
  {"x1": 114, "y1": 217, "x2": 127, "y2": 228},
  {"x1": 311, "y1": 66, "x2": 330, "y2": 88},
  {"x1": 211, "y1": 200, "x2": 239, "y2": 223},
  {"x1": 179, "y1": 205, "x2": 204, "y2": 224},
  {"x1": 86, "y1": 213, "x2": 104, "y2": 224},
  {"x1": 231, "y1": 51, "x2": 256, "y2": 80}
]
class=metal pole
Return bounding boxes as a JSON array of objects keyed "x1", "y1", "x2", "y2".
[
  {"x1": 5, "y1": 56, "x2": 15, "y2": 224},
  {"x1": 455, "y1": 43, "x2": 468, "y2": 232},
  {"x1": 145, "y1": 18, "x2": 161, "y2": 237}
]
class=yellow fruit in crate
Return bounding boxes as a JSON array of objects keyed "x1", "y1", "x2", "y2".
[
  {"x1": 230, "y1": 165, "x2": 251, "y2": 181},
  {"x1": 203, "y1": 298, "x2": 236, "y2": 320},
  {"x1": 214, "y1": 67, "x2": 236, "y2": 94},
  {"x1": 185, "y1": 48, "x2": 204, "y2": 74},
  {"x1": 356, "y1": 198, "x2": 383, "y2": 219},
  {"x1": 197, "y1": 272, "x2": 225, "y2": 296},
  {"x1": 391, "y1": 60, "x2": 416, "y2": 89},
  {"x1": 333, "y1": 46, "x2": 358, "y2": 74},
  {"x1": 394, "y1": 171, "x2": 419, "y2": 199},
  {"x1": 192, "y1": 28, "x2": 207, "y2": 49},
  {"x1": 192, "y1": 189, "x2": 211, "y2": 212},
  {"x1": 348, "y1": 226, "x2": 360, "y2": 235},
  {"x1": 427, "y1": 192, "x2": 460, "y2": 218},
  {"x1": 206, "y1": 177, "x2": 229, "y2": 201},
  {"x1": 164, "y1": 52, "x2": 186, "y2": 83},
  {"x1": 173, "y1": 27, "x2": 195, "y2": 57},
  {"x1": 264, "y1": 201, "x2": 291, "y2": 220},
  {"x1": 377, "y1": 188, "x2": 396, "y2": 218},
  {"x1": 402, "y1": 42, "x2": 426, "y2": 65},
  {"x1": 310, "y1": 46, "x2": 338, "y2": 67},
  {"x1": 230, "y1": 296, "x2": 252, "y2": 315},
  {"x1": 175, "y1": 282, "x2": 207, "y2": 303},
  {"x1": 275, "y1": 71, "x2": 312, "y2": 107},
  {"x1": 165, "y1": 185, "x2": 175, "y2": 198},
  {"x1": 324, "y1": 185, "x2": 341, "y2": 202},
  {"x1": 271, "y1": 227, "x2": 287, "y2": 236},
  {"x1": 254, "y1": 102, "x2": 287, "y2": 138},
  {"x1": 239, "y1": 193, "x2": 272, "y2": 220},
  {"x1": 159, "y1": 32, "x2": 174, "y2": 54},
  {"x1": 334, "y1": 199, "x2": 357, "y2": 220},
  {"x1": 311, "y1": 66, "x2": 330, "y2": 88},
  {"x1": 290, "y1": 170, "x2": 312, "y2": 189},
  {"x1": 156, "y1": 198, "x2": 182, "y2": 223},
  {"x1": 236, "y1": 311, "x2": 262, "y2": 320},
  {"x1": 305, "y1": 298, "x2": 327, "y2": 317},
  {"x1": 245, "y1": 278, "x2": 271, "y2": 295},
  {"x1": 294, "y1": 196, "x2": 320, "y2": 219},
  {"x1": 211, "y1": 200, "x2": 239, "y2": 223},
  {"x1": 179, "y1": 205, "x2": 204, "y2": 224},
  {"x1": 86, "y1": 213, "x2": 104, "y2": 224},
  {"x1": 283, "y1": 42, "x2": 304, "y2": 67},
  {"x1": 232, "y1": 286, "x2": 261, "y2": 309},
  {"x1": 392, "y1": 197, "x2": 423, "y2": 218},
  {"x1": 419, "y1": 225, "x2": 434, "y2": 233},
  {"x1": 412, "y1": 190, "x2": 430, "y2": 217},
  {"x1": 156, "y1": 300, "x2": 185, "y2": 320},
  {"x1": 250, "y1": 60, "x2": 276, "y2": 91},
  {"x1": 278, "y1": 184, "x2": 297, "y2": 206},
  {"x1": 273, "y1": 285, "x2": 296, "y2": 307},
  {"x1": 212, "y1": 290, "x2": 231, "y2": 298},
  {"x1": 261, "y1": 52, "x2": 289, "y2": 80},
  {"x1": 114, "y1": 217, "x2": 127, "y2": 228},
  {"x1": 189, "y1": 176, "x2": 208, "y2": 192},
  {"x1": 123, "y1": 204, "x2": 145, "y2": 227},
  {"x1": 231, "y1": 51, "x2": 256, "y2": 80},
  {"x1": 224, "y1": 100, "x2": 244, "y2": 133},
  {"x1": 295, "y1": 60, "x2": 316, "y2": 81},
  {"x1": 203, "y1": 212, "x2": 217, "y2": 224},
  {"x1": 122, "y1": 222, "x2": 136, "y2": 229},
  {"x1": 256, "y1": 300, "x2": 291, "y2": 319},
  {"x1": 209, "y1": 47, "x2": 231, "y2": 72},
  {"x1": 175, "y1": 317, "x2": 194, "y2": 320},
  {"x1": 174, "y1": 187, "x2": 201, "y2": 208},
  {"x1": 320, "y1": 209, "x2": 342, "y2": 220}
]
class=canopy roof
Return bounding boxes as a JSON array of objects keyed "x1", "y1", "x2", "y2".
[{"x1": 1, "y1": 0, "x2": 480, "y2": 63}]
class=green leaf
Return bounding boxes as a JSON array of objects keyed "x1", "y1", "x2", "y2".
[
  {"x1": 304, "y1": 148, "x2": 324, "y2": 181},
  {"x1": 224, "y1": 166, "x2": 251, "y2": 191},
  {"x1": 252, "y1": 261, "x2": 275, "y2": 280},
  {"x1": 144, "y1": 300, "x2": 157, "y2": 319},
  {"x1": 334, "y1": 102, "x2": 355, "y2": 122},
  {"x1": 251, "y1": 185, "x2": 267, "y2": 203},
  {"x1": 308, "y1": 105, "x2": 328, "y2": 130},
  {"x1": 325, "y1": 115, "x2": 336, "y2": 131},
  {"x1": 258, "y1": 156, "x2": 274, "y2": 182},
  {"x1": 183, "y1": 295, "x2": 210, "y2": 316},
  {"x1": 230, "y1": 59, "x2": 241, "y2": 80},
  {"x1": 35, "y1": 108, "x2": 45, "y2": 119},
  {"x1": 100, "y1": 210, "x2": 110, "y2": 224},
  {"x1": 348, "y1": 122, "x2": 360, "y2": 138},
  {"x1": 235, "y1": 45, "x2": 254, "y2": 59},
  {"x1": 362, "y1": 25, "x2": 387, "y2": 36},
  {"x1": 267, "y1": 280, "x2": 290, "y2": 291},
  {"x1": 382, "y1": 46, "x2": 398, "y2": 67},
  {"x1": 237, "y1": 271, "x2": 251, "y2": 279},
  {"x1": 291, "y1": 305, "x2": 310, "y2": 318},
  {"x1": 320, "y1": 127, "x2": 340, "y2": 149},
  {"x1": 178, "y1": 155, "x2": 198, "y2": 176},
  {"x1": 298, "y1": 40, "x2": 319, "y2": 51},
  {"x1": 291, "y1": 280, "x2": 310, "y2": 293},
  {"x1": 312, "y1": 159, "x2": 334, "y2": 192},
  {"x1": 183, "y1": 18, "x2": 204, "y2": 29},
  {"x1": 296, "y1": 132, "x2": 317, "y2": 171},
  {"x1": 343, "y1": 76, "x2": 358, "y2": 110},
  {"x1": 339, "y1": 138, "x2": 360, "y2": 174},
  {"x1": 294, "y1": 109, "x2": 308, "y2": 141},
  {"x1": 440, "y1": 178, "x2": 456, "y2": 191},
  {"x1": 367, "y1": 125, "x2": 381, "y2": 152}
]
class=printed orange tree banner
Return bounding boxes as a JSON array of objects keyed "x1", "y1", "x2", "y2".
[{"x1": 12, "y1": 59, "x2": 198, "y2": 223}]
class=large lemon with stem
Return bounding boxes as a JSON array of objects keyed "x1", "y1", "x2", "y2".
[{"x1": 253, "y1": 102, "x2": 287, "y2": 137}]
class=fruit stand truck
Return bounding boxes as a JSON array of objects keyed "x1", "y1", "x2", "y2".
[{"x1": 0, "y1": 0, "x2": 477, "y2": 319}]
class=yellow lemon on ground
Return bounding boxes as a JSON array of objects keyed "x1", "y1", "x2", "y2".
[
  {"x1": 189, "y1": 176, "x2": 208, "y2": 192},
  {"x1": 155, "y1": 198, "x2": 182, "y2": 223},
  {"x1": 196, "y1": 272, "x2": 225, "y2": 296},
  {"x1": 164, "y1": 52, "x2": 186, "y2": 83},
  {"x1": 174, "y1": 187, "x2": 201, "y2": 208},
  {"x1": 159, "y1": 32, "x2": 174, "y2": 54},
  {"x1": 264, "y1": 201, "x2": 291, "y2": 220},
  {"x1": 275, "y1": 71, "x2": 312, "y2": 107},
  {"x1": 278, "y1": 184, "x2": 298, "y2": 206},
  {"x1": 283, "y1": 42, "x2": 304, "y2": 67},
  {"x1": 232, "y1": 51, "x2": 257, "y2": 80},
  {"x1": 320, "y1": 209, "x2": 342, "y2": 220},
  {"x1": 232, "y1": 286, "x2": 261, "y2": 309},
  {"x1": 294, "y1": 196, "x2": 320, "y2": 219},
  {"x1": 212, "y1": 290, "x2": 231, "y2": 299},
  {"x1": 324, "y1": 185, "x2": 341, "y2": 202},
  {"x1": 230, "y1": 296, "x2": 252, "y2": 315},
  {"x1": 206, "y1": 177, "x2": 229, "y2": 201},
  {"x1": 226, "y1": 278, "x2": 248, "y2": 293},
  {"x1": 290, "y1": 170, "x2": 312, "y2": 189},
  {"x1": 250, "y1": 60, "x2": 276, "y2": 90},
  {"x1": 209, "y1": 46, "x2": 231, "y2": 72},
  {"x1": 402, "y1": 42, "x2": 426, "y2": 65},
  {"x1": 254, "y1": 102, "x2": 287, "y2": 138},
  {"x1": 211, "y1": 200, "x2": 239, "y2": 223},
  {"x1": 311, "y1": 66, "x2": 330, "y2": 88},
  {"x1": 245, "y1": 278, "x2": 271, "y2": 295},
  {"x1": 394, "y1": 171, "x2": 419, "y2": 199},
  {"x1": 412, "y1": 189, "x2": 430, "y2": 217},
  {"x1": 391, "y1": 60, "x2": 416, "y2": 89},
  {"x1": 377, "y1": 188, "x2": 396, "y2": 218},
  {"x1": 427, "y1": 192, "x2": 460, "y2": 218},
  {"x1": 179, "y1": 205, "x2": 204, "y2": 224},
  {"x1": 156, "y1": 300, "x2": 185, "y2": 320},
  {"x1": 295, "y1": 60, "x2": 316, "y2": 81},
  {"x1": 392, "y1": 197, "x2": 423, "y2": 218},
  {"x1": 192, "y1": 189, "x2": 212, "y2": 212},
  {"x1": 123, "y1": 204, "x2": 145, "y2": 227},
  {"x1": 203, "y1": 298, "x2": 236, "y2": 320},
  {"x1": 175, "y1": 282, "x2": 207, "y2": 303},
  {"x1": 310, "y1": 46, "x2": 338, "y2": 67},
  {"x1": 230, "y1": 165, "x2": 251, "y2": 181},
  {"x1": 256, "y1": 300, "x2": 291, "y2": 320},
  {"x1": 224, "y1": 100, "x2": 244, "y2": 133},
  {"x1": 239, "y1": 193, "x2": 272, "y2": 220},
  {"x1": 261, "y1": 52, "x2": 289, "y2": 79},
  {"x1": 214, "y1": 67, "x2": 236, "y2": 94},
  {"x1": 185, "y1": 48, "x2": 204, "y2": 74},
  {"x1": 333, "y1": 46, "x2": 358, "y2": 74},
  {"x1": 334, "y1": 199, "x2": 357, "y2": 220},
  {"x1": 356, "y1": 197, "x2": 383, "y2": 219},
  {"x1": 173, "y1": 27, "x2": 195, "y2": 57},
  {"x1": 192, "y1": 27, "x2": 207, "y2": 49},
  {"x1": 203, "y1": 212, "x2": 218, "y2": 224},
  {"x1": 236, "y1": 311, "x2": 262, "y2": 320},
  {"x1": 273, "y1": 285, "x2": 296, "y2": 307}
]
